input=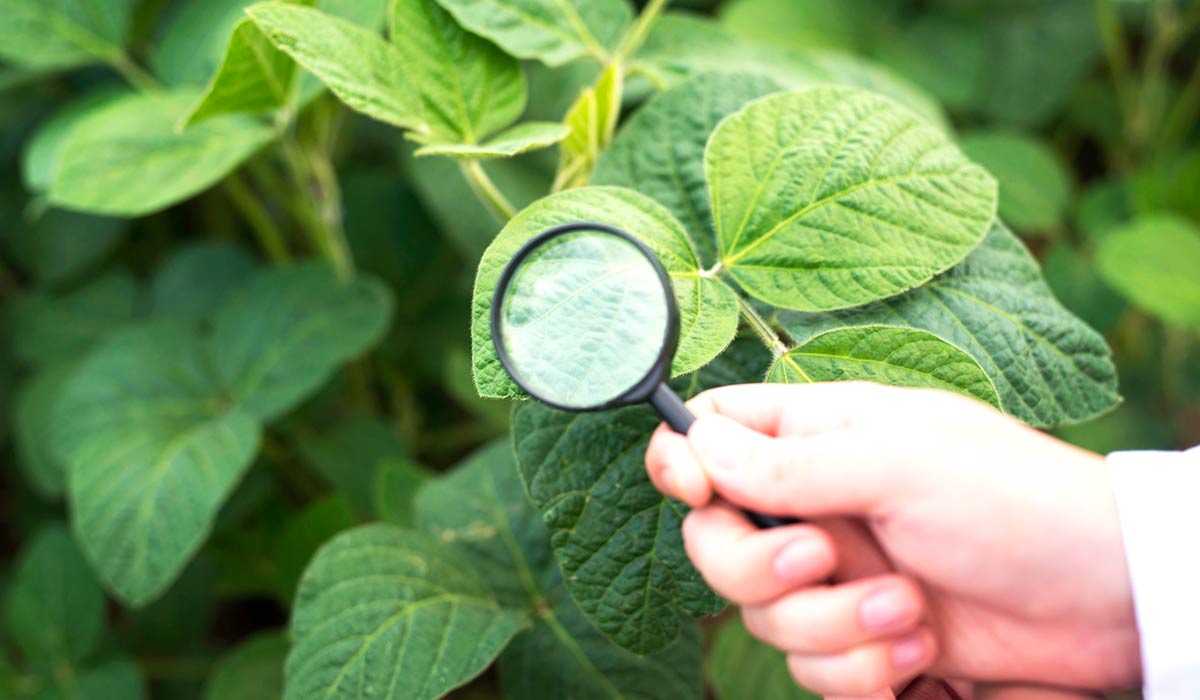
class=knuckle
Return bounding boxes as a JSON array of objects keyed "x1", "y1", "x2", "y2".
[{"x1": 741, "y1": 608, "x2": 774, "y2": 643}]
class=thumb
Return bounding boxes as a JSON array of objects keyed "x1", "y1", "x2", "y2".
[{"x1": 686, "y1": 413, "x2": 896, "y2": 519}]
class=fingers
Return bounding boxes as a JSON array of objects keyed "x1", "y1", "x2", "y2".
[
  {"x1": 785, "y1": 628, "x2": 938, "y2": 697},
  {"x1": 685, "y1": 381, "x2": 890, "y2": 436},
  {"x1": 742, "y1": 574, "x2": 927, "y2": 654},
  {"x1": 645, "y1": 423, "x2": 713, "y2": 507},
  {"x1": 681, "y1": 503, "x2": 837, "y2": 605}
]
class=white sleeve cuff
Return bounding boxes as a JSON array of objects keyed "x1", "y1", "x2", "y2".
[{"x1": 1108, "y1": 446, "x2": 1200, "y2": 700}]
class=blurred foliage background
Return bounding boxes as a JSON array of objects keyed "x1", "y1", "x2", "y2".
[{"x1": 0, "y1": 0, "x2": 1197, "y2": 698}]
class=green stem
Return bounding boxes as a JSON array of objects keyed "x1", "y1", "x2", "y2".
[
  {"x1": 1093, "y1": 0, "x2": 1136, "y2": 150},
  {"x1": 1159, "y1": 56, "x2": 1200, "y2": 151},
  {"x1": 224, "y1": 173, "x2": 290, "y2": 263},
  {"x1": 108, "y1": 53, "x2": 161, "y2": 92},
  {"x1": 279, "y1": 136, "x2": 354, "y2": 278},
  {"x1": 461, "y1": 160, "x2": 517, "y2": 220},
  {"x1": 735, "y1": 295, "x2": 789, "y2": 358},
  {"x1": 616, "y1": 0, "x2": 670, "y2": 60}
]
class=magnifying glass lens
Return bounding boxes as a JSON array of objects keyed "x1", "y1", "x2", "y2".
[{"x1": 497, "y1": 229, "x2": 670, "y2": 409}]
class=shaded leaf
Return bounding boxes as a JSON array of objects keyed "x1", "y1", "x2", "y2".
[
  {"x1": 3, "y1": 209, "x2": 128, "y2": 288},
  {"x1": 708, "y1": 617, "x2": 819, "y2": 700},
  {"x1": 415, "y1": 122, "x2": 569, "y2": 159},
  {"x1": 275, "y1": 497, "x2": 357, "y2": 602},
  {"x1": 1095, "y1": 215, "x2": 1200, "y2": 328},
  {"x1": 150, "y1": 242, "x2": 260, "y2": 320},
  {"x1": 48, "y1": 90, "x2": 274, "y2": 217},
  {"x1": 960, "y1": 131, "x2": 1072, "y2": 234},
  {"x1": 432, "y1": 0, "x2": 632, "y2": 67},
  {"x1": 14, "y1": 363, "x2": 78, "y2": 499},
  {"x1": 203, "y1": 632, "x2": 288, "y2": 700},
  {"x1": 0, "y1": 0, "x2": 137, "y2": 69},
  {"x1": 295, "y1": 414, "x2": 408, "y2": 516},
  {"x1": 152, "y1": 0, "x2": 258, "y2": 86},
  {"x1": 707, "y1": 87, "x2": 996, "y2": 311},
  {"x1": 13, "y1": 271, "x2": 140, "y2": 367},
  {"x1": 373, "y1": 458, "x2": 434, "y2": 527},
  {"x1": 767, "y1": 326, "x2": 1000, "y2": 408},
  {"x1": 778, "y1": 223, "x2": 1121, "y2": 427},
  {"x1": 284, "y1": 524, "x2": 528, "y2": 700},
  {"x1": 471, "y1": 187, "x2": 738, "y2": 399},
  {"x1": 1042, "y1": 243, "x2": 1126, "y2": 334}
]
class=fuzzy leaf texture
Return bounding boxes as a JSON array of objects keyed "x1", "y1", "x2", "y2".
[
  {"x1": 283, "y1": 525, "x2": 528, "y2": 700},
  {"x1": 779, "y1": 224, "x2": 1121, "y2": 427},
  {"x1": 767, "y1": 326, "x2": 1000, "y2": 409},
  {"x1": 707, "y1": 87, "x2": 997, "y2": 311},
  {"x1": 431, "y1": 0, "x2": 633, "y2": 66},
  {"x1": 416, "y1": 442, "x2": 703, "y2": 699},
  {"x1": 511, "y1": 340, "x2": 773, "y2": 654},
  {"x1": 471, "y1": 187, "x2": 739, "y2": 399}
]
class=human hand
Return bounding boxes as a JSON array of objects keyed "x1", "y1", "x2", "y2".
[{"x1": 644, "y1": 382, "x2": 1140, "y2": 697}]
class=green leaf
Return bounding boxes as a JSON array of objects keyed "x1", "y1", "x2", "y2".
[
  {"x1": 767, "y1": 326, "x2": 1000, "y2": 408},
  {"x1": 872, "y1": 15, "x2": 983, "y2": 111},
  {"x1": 708, "y1": 617, "x2": 819, "y2": 700},
  {"x1": 415, "y1": 122, "x2": 570, "y2": 159},
  {"x1": 183, "y1": 13, "x2": 309, "y2": 128},
  {"x1": 1074, "y1": 177, "x2": 1131, "y2": 244},
  {"x1": 54, "y1": 322, "x2": 262, "y2": 606},
  {"x1": 55, "y1": 656, "x2": 146, "y2": 700},
  {"x1": 511, "y1": 340, "x2": 771, "y2": 653},
  {"x1": 778, "y1": 223, "x2": 1121, "y2": 428},
  {"x1": 555, "y1": 60, "x2": 623, "y2": 190},
  {"x1": 391, "y1": 0, "x2": 525, "y2": 144},
  {"x1": 275, "y1": 497, "x2": 357, "y2": 603},
  {"x1": 0, "y1": 0, "x2": 137, "y2": 69},
  {"x1": 248, "y1": 3, "x2": 418, "y2": 129},
  {"x1": 594, "y1": 71, "x2": 783, "y2": 266},
  {"x1": 471, "y1": 186, "x2": 739, "y2": 399},
  {"x1": 959, "y1": 131, "x2": 1072, "y2": 234},
  {"x1": 431, "y1": 0, "x2": 633, "y2": 67},
  {"x1": 707, "y1": 87, "x2": 997, "y2": 311},
  {"x1": 150, "y1": 242, "x2": 260, "y2": 321},
  {"x1": 203, "y1": 632, "x2": 288, "y2": 700},
  {"x1": 13, "y1": 271, "x2": 140, "y2": 368},
  {"x1": 373, "y1": 458, "x2": 433, "y2": 527},
  {"x1": 3, "y1": 209, "x2": 128, "y2": 289},
  {"x1": 3, "y1": 525, "x2": 104, "y2": 670},
  {"x1": 718, "y1": 0, "x2": 874, "y2": 53},
  {"x1": 210, "y1": 263, "x2": 393, "y2": 421},
  {"x1": 416, "y1": 442, "x2": 704, "y2": 698},
  {"x1": 152, "y1": 0, "x2": 258, "y2": 86},
  {"x1": 1042, "y1": 244, "x2": 1126, "y2": 335},
  {"x1": 284, "y1": 524, "x2": 528, "y2": 700},
  {"x1": 1095, "y1": 215, "x2": 1200, "y2": 328},
  {"x1": 48, "y1": 90, "x2": 274, "y2": 217},
  {"x1": 14, "y1": 363, "x2": 78, "y2": 499},
  {"x1": 22, "y1": 87, "x2": 126, "y2": 194},
  {"x1": 295, "y1": 414, "x2": 409, "y2": 516}
]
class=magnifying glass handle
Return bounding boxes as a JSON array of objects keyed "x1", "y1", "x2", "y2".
[{"x1": 650, "y1": 384, "x2": 798, "y2": 530}]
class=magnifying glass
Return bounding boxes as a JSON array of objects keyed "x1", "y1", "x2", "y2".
[
  {"x1": 490, "y1": 221, "x2": 792, "y2": 529},
  {"x1": 491, "y1": 221, "x2": 962, "y2": 700}
]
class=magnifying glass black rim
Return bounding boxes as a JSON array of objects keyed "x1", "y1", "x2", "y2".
[{"x1": 491, "y1": 221, "x2": 681, "y2": 413}]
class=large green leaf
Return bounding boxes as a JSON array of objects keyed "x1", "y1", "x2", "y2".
[
  {"x1": 3, "y1": 525, "x2": 104, "y2": 671},
  {"x1": 48, "y1": 90, "x2": 274, "y2": 217},
  {"x1": 959, "y1": 131, "x2": 1073, "y2": 234},
  {"x1": 0, "y1": 0, "x2": 137, "y2": 69},
  {"x1": 248, "y1": 4, "x2": 418, "y2": 129},
  {"x1": 471, "y1": 187, "x2": 739, "y2": 399},
  {"x1": 431, "y1": 0, "x2": 632, "y2": 66},
  {"x1": 14, "y1": 363, "x2": 78, "y2": 499},
  {"x1": 203, "y1": 632, "x2": 288, "y2": 700},
  {"x1": 767, "y1": 326, "x2": 1000, "y2": 408},
  {"x1": 778, "y1": 223, "x2": 1121, "y2": 427},
  {"x1": 12, "y1": 271, "x2": 140, "y2": 367},
  {"x1": 54, "y1": 322, "x2": 261, "y2": 606},
  {"x1": 594, "y1": 71, "x2": 783, "y2": 266},
  {"x1": 284, "y1": 524, "x2": 528, "y2": 700},
  {"x1": 707, "y1": 87, "x2": 997, "y2": 311},
  {"x1": 390, "y1": 0, "x2": 525, "y2": 145},
  {"x1": 1095, "y1": 215, "x2": 1200, "y2": 328},
  {"x1": 416, "y1": 442, "x2": 703, "y2": 698},
  {"x1": 708, "y1": 617, "x2": 819, "y2": 700},
  {"x1": 22, "y1": 87, "x2": 126, "y2": 194},
  {"x1": 209, "y1": 263, "x2": 393, "y2": 421},
  {"x1": 510, "y1": 341, "x2": 771, "y2": 654}
]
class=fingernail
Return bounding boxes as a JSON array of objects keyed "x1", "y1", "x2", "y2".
[
  {"x1": 891, "y1": 632, "x2": 930, "y2": 670},
  {"x1": 772, "y1": 537, "x2": 828, "y2": 582},
  {"x1": 689, "y1": 415, "x2": 753, "y2": 475},
  {"x1": 859, "y1": 585, "x2": 920, "y2": 632}
]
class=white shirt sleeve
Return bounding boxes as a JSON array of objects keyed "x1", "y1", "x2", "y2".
[{"x1": 1108, "y1": 446, "x2": 1200, "y2": 700}]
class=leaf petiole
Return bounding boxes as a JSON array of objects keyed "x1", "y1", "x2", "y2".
[{"x1": 461, "y1": 159, "x2": 517, "y2": 220}]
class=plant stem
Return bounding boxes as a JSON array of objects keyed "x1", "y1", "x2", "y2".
[
  {"x1": 1159, "y1": 55, "x2": 1200, "y2": 151},
  {"x1": 735, "y1": 295, "x2": 789, "y2": 358},
  {"x1": 1093, "y1": 0, "x2": 1136, "y2": 149},
  {"x1": 279, "y1": 135, "x2": 354, "y2": 278},
  {"x1": 461, "y1": 160, "x2": 517, "y2": 220},
  {"x1": 108, "y1": 53, "x2": 161, "y2": 92},
  {"x1": 616, "y1": 0, "x2": 670, "y2": 60},
  {"x1": 224, "y1": 173, "x2": 290, "y2": 263}
]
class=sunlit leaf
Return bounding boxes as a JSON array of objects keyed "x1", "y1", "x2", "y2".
[{"x1": 431, "y1": 0, "x2": 632, "y2": 66}]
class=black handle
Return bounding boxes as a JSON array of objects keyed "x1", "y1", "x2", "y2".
[{"x1": 649, "y1": 384, "x2": 798, "y2": 530}]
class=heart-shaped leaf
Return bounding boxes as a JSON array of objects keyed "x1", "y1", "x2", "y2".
[
  {"x1": 284, "y1": 525, "x2": 528, "y2": 700},
  {"x1": 707, "y1": 87, "x2": 997, "y2": 310},
  {"x1": 0, "y1": 0, "x2": 137, "y2": 69},
  {"x1": 767, "y1": 326, "x2": 1000, "y2": 408},
  {"x1": 471, "y1": 187, "x2": 739, "y2": 399},
  {"x1": 48, "y1": 90, "x2": 274, "y2": 217},
  {"x1": 779, "y1": 223, "x2": 1121, "y2": 427},
  {"x1": 417, "y1": 442, "x2": 703, "y2": 698},
  {"x1": 432, "y1": 0, "x2": 632, "y2": 67}
]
